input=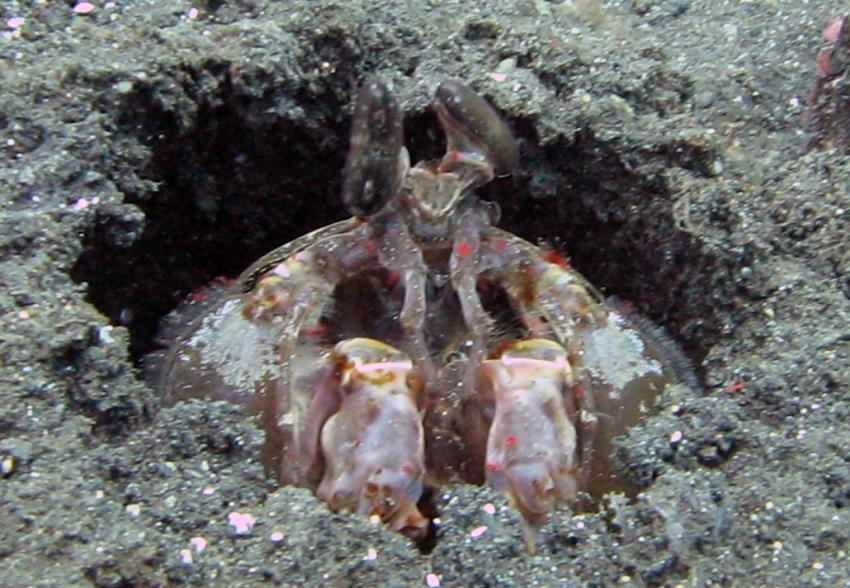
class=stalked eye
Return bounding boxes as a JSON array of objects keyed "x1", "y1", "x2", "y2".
[
  {"x1": 435, "y1": 79, "x2": 519, "y2": 175},
  {"x1": 341, "y1": 78, "x2": 405, "y2": 218}
]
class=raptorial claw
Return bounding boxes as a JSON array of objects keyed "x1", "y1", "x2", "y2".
[
  {"x1": 316, "y1": 338, "x2": 428, "y2": 540},
  {"x1": 478, "y1": 339, "x2": 579, "y2": 552}
]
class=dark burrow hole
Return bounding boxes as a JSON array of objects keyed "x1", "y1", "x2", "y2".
[
  {"x1": 72, "y1": 72, "x2": 731, "y2": 548},
  {"x1": 72, "y1": 75, "x2": 352, "y2": 361},
  {"x1": 72, "y1": 78, "x2": 725, "y2": 369}
]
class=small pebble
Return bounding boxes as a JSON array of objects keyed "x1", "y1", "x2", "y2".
[
  {"x1": 1, "y1": 456, "x2": 16, "y2": 476},
  {"x1": 114, "y1": 80, "x2": 134, "y2": 94},
  {"x1": 694, "y1": 90, "x2": 714, "y2": 108},
  {"x1": 96, "y1": 326, "x2": 115, "y2": 345}
]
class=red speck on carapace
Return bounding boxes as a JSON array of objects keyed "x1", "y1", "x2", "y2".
[
  {"x1": 455, "y1": 241, "x2": 473, "y2": 258},
  {"x1": 303, "y1": 325, "x2": 328, "y2": 339},
  {"x1": 385, "y1": 271, "x2": 400, "y2": 288}
]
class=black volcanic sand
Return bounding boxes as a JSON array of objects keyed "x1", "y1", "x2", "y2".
[{"x1": 2, "y1": 1, "x2": 849, "y2": 586}]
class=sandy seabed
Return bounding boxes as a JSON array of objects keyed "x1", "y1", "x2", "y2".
[{"x1": 1, "y1": 1, "x2": 849, "y2": 586}]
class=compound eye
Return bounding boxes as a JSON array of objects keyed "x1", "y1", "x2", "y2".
[
  {"x1": 342, "y1": 78, "x2": 405, "y2": 219},
  {"x1": 435, "y1": 79, "x2": 519, "y2": 175}
]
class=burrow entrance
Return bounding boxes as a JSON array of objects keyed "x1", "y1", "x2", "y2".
[
  {"x1": 72, "y1": 69, "x2": 730, "y2": 372},
  {"x1": 69, "y1": 65, "x2": 741, "y2": 551}
]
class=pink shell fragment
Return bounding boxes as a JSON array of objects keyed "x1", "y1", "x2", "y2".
[
  {"x1": 74, "y1": 3, "x2": 96, "y2": 14},
  {"x1": 824, "y1": 17, "x2": 844, "y2": 43},
  {"x1": 470, "y1": 525, "x2": 488, "y2": 538},
  {"x1": 227, "y1": 511, "x2": 255, "y2": 534}
]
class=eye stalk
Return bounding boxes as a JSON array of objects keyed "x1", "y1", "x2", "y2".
[
  {"x1": 341, "y1": 78, "x2": 408, "y2": 219},
  {"x1": 341, "y1": 78, "x2": 518, "y2": 238},
  {"x1": 434, "y1": 79, "x2": 520, "y2": 183}
]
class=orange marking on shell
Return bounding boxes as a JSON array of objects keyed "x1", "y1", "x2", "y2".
[
  {"x1": 487, "y1": 461, "x2": 503, "y2": 472},
  {"x1": 386, "y1": 271, "x2": 400, "y2": 288},
  {"x1": 354, "y1": 369, "x2": 397, "y2": 386},
  {"x1": 505, "y1": 435, "x2": 518, "y2": 446},
  {"x1": 489, "y1": 339, "x2": 520, "y2": 359},
  {"x1": 543, "y1": 250, "x2": 570, "y2": 269},
  {"x1": 514, "y1": 266, "x2": 538, "y2": 305},
  {"x1": 494, "y1": 239, "x2": 507, "y2": 254},
  {"x1": 364, "y1": 240, "x2": 379, "y2": 254}
]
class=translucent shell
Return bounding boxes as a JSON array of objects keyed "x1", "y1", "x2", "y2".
[{"x1": 158, "y1": 79, "x2": 691, "y2": 551}]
